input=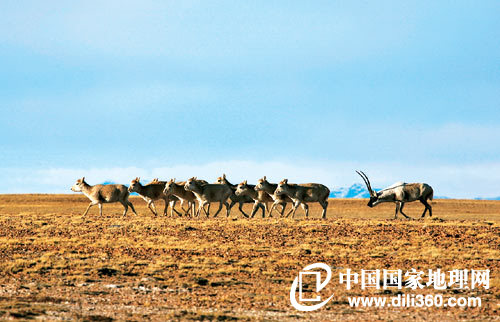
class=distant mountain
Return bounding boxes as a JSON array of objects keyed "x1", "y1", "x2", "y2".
[{"x1": 330, "y1": 183, "x2": 371, "y2": 198}]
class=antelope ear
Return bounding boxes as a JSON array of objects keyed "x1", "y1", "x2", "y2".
[
  {"x1": 223, "y1": 173, "x2": 226, "y2": 179},
  {"x1": 243, "y1": 180, "x2": 247, "y2": 184},
  {"x1": 81, "y1": 177, "x2": 85, "y2": 182},
  {"x1": 284, "y1": 179, "x2": 288, "y2": 184},
  {"x1": 263, "y1": 176, "x2": 266, "y2": 180}
]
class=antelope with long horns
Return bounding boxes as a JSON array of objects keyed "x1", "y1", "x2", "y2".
[{"x1": 356, "y1": 170, "x2": 434, "y2": 219}]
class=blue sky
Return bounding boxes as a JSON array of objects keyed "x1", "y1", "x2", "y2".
[{"x1": 1, "y1": 1, "x2": 499, "y2": 197}]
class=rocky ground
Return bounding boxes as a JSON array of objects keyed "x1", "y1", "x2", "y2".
[{"x1": 0, "y1": 195, "x2": 498, "y2": 320}]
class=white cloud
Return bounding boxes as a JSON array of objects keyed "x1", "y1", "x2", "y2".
[{"x1": 2, "y1": 160, "x2": 500, "y2": 199}]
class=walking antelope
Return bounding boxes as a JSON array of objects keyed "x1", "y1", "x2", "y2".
[
  {"x1": 254, "y1": 176, "x2": 293, "y2": 217},
  {"x1": 274, "y1": 179, "x2": 330, "y2": 219},
  {"x1": 184, "y1": 177, "x2": 232, "y2": 218},
  {"x1": 163, "y1": 178, "x2": 198, "y2": 217},
  {"x1": 235, "y1": 180, "x2": 274, "y2": 218},
  {"x1": 216, "y1": 174, "x2": 254, "y2": 218},
  {"x1": 356, "y1": 170, "x2": 434, "y2": 219},
  {"x1": 128, "y1": 177, "x2": 179, "y2": 217},
  {"x1": 71, "y1": 177, "x2": 137, "y2": 217}
]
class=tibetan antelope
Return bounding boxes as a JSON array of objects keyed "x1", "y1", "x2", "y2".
[
  {"x1": 184, "y1": 177, "x2": 232, "y2": 218},
  {"x1": 254, "y1": 176, "x2": 293, "y2": 217},
  {"x1": 163, "y1": 178, "x2": 198, "y2": 217},
  {"x1": 128, "y1": 177, "x2": 179, "y2": 217},
  {"x1": 274, "y1": 179, "x2": 330, "y2": 219},
  {"x1": 235, "y1": 180, "x2": 274, "y2": 218},
  {"x1": 216, "y1": 174, "x2": 254, "y2": 218},
  {"x1": 356, "y1": 170, "x2": 434, "y2": 219},
  {"x1": 71, "y1": 177, "x2": 137, "y2": 217}
]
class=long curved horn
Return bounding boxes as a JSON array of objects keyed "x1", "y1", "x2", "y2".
[
  {"x1": 362, "y1": 171, "x2": 376, "y2": 197},
  {"x1": 355, "y1": 170, "x2": 368, "y2": 189},
  {"x1": 356, "y1": 170, "x2": 375, "y2": 197},
  {"x1": 359, "y1": 171, "x2": 372, "y2": 192}
]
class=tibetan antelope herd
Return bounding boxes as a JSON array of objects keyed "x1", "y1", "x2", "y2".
[{"x1": 70, "y1": 171, "x2": 434, "y2": 220}]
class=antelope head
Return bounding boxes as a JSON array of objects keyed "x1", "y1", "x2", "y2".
[
  {"x1": 356, "y1": 171, "x2": 379, "y2": 207},
  {"x1": 184, "y1": 177, "x2": 198, "y2": 191},
  {"x1": 275, "y1": 178, "x2": 289, "y2": 195},
  {"x1": 216, "y1": 173, "x2": 228, "y2": 184},
  {"x1": 254, "y1": 176, "x2": 268, "y2": 191},
  {"x1": 235, "y1": 180, "x2": 248, "y2": 196},
  {"x1": 71, "y1": 177, "x2": 86, "y2": 192},
  {"x1": 128, "y1": 177, "x2": 141, "y2": 192},
  {"x1": 163, "y1": 178, "x2": 176, "y2": 195}
]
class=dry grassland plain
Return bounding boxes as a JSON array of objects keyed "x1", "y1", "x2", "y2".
[{"x1": 0, "y1": 194, "x2": 499, "y2": 320}]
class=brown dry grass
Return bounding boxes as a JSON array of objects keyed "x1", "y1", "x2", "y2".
[{"x1": 0, "y1": 194, "x2": 499, "y2": 320}]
